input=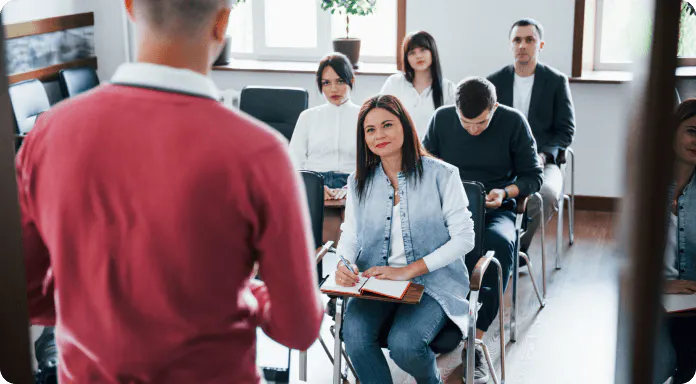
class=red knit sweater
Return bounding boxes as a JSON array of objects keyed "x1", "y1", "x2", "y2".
[{"x1": 16, "y1": 84, "x2": 323, "y2": 383}]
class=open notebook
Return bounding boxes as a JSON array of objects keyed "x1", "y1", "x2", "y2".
[
  {"x1": 663, "y1": 293, "x2": 696, "y2": 313},
  {"x1": 321, "y1": 270, "x2": 411, "y2": 300}
]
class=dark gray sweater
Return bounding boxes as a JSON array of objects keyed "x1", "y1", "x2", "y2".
[{"x1": 422, "y1": 104, "x2": 543, "y2": 197}]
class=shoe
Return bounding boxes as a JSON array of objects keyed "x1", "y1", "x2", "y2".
[{"x1": 462, "y1": 344, "x2": 490, "y2": 384}]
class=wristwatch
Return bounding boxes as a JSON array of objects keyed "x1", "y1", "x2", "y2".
[{"x1": 503, "y1": 187, "x2": 509, "y2": 200}]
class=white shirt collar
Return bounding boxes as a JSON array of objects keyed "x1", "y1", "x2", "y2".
[{"x1": 111, "y1": 62, "x2": 221, "y2": 100}]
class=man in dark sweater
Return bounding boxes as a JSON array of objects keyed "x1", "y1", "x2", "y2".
[
  {"x1": 487, "y1": 18, "x2": 576, "y2": 254},
  {"x1": 423, "y1": 76, "x2": 542, "y2": 383}
]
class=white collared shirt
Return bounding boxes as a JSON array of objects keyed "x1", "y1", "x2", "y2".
[
  {"x1": 289, "y1": 101, "x2": 360, "y2": 175},
  {"x1": 110, "y1": 62, "x2": 221, "y2": 100},
  {"x1": 379, "y1": 72, "x2": 456, "y2": 139}
]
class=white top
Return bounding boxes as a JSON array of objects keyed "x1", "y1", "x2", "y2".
[
  {"x1": 338, "y1": 168, "x2": 474, "y2": 273},
  {"x1": 380, "y1": 73, "x2": 456, "y2": 139},
  {"x1": 289, "y1": 101, "x2": 360, "y2": 174},
  {"x1": 388, "y1": 203, "x2": 407, "y2": 268},
  {"x1": 513, "y1": 73, "x2": 535, "y2": 119},
  {"x1": 665, "y1": 213, "x2": 679, "y2": 280},
  {"x1": 111, "y1": 62, "x2": 221, "y2": 100}
]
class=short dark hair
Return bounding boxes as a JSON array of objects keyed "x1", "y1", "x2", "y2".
[
  {"x1": 509, "y1": 18, "x2": 544, "y2": 40},
  {"x1": 316, "y1": 53, "x2": 355, "y2": 92},
  {"x1": 455, "y1": 77, "x2": 498, "y2": 119},
  {"x1": 354, "y1": 95, "x2": 429, "y2": 201},
  {"x1": 135, "y1": 0, "x2": 228, "y2": 37}
]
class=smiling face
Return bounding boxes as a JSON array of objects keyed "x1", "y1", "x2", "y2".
[
  {"x1": 321, "y1": 65, "x2": 351, "y2": 106},
  {"x1": 510, "y1": 25, "x2": 544, "y2": 66},
  {"x1": 457, "y1": 104, "x2": 498, "y2": 136},
  {"x1": 407, "y1": 46, "x2": 433, "y2": 72},
  {"x1": 363, "y1": 107, "x2": 405, "y2": 158},
  {"x1": 675, "y1": 115, "x2": 696, "y2": 166}
]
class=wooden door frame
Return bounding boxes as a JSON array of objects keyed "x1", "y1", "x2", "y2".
[{"x1": 0, "y1": 13, "x2": 34, "y2": 384}]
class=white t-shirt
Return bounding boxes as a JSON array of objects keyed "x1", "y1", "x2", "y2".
[
  {"x1": 513, "y1": 73, "x2": 535, "y2": 119},
  {"x1": 288, "y1": 101, "x2": 360, "y2": 174},
  {"x1": 380, "y1": 73, "x2": 456, "y2": 139},
  {"x1": 388, "y1": 202, "x2": 407, "y2": 268},
  {"x1": 665, "y1": 213, "x2": 679, "y2": 280}
]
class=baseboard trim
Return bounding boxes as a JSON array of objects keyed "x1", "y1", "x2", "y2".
[{"x1": 573, "y1": 195, "x2": 619, "y2": 212}]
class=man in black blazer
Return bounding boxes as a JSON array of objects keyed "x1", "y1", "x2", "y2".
[{"x1": 487, "y1": 18, "x2": 576, "y2": 254}]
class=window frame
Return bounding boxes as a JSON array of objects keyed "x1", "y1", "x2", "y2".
[{"x1": 226, "y1": 0, "x2": 406, "y2": 67}]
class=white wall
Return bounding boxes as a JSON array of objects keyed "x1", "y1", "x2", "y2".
[
  {"x1": 2, "y1": 0, "x2": 631, "y2": 197},
  {"x1": 212, "y1": 0, "x2": 631, "y2": 198},
  {"x1": 1, "y1": 0, "x2": 129, "y2": 81}
]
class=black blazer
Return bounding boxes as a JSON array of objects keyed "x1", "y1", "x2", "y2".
[{"x1": 487, "y1": 62, "x2": 576, "y2": 163}]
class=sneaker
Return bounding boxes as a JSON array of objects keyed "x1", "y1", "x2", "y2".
[{"x1": 462, "y1": 344, "x2": 490, "y2": 384}]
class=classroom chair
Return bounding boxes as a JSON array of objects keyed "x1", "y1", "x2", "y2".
[
  {"x1": 58, "y1": 67, "x2": 100, "y2": 98},
  {"x1": 8, "y1": 79, "x2": 51, "y2": 151},
  {"x1": 239, "y1": 86, "x2": 308, "y2": 142}
]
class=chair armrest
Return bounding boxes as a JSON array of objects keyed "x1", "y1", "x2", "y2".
[
  {"x1": 470, "y1": 251, "x2": 496, "y2": 291},
  {"x1": 315, "y1": 240, "x2": 335, "y2": 264},
  {"x1": 515, "y1": 195, "x2": 530, "y2": 215}
]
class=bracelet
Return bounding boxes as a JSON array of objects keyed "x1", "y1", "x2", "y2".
[{"x1": 503, "y1": 188, "x2": 509, "y2": 200}]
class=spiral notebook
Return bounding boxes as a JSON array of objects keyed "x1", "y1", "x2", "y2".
[{"x1": 320, "y1": 270, "x2": 411, "y2": 300}]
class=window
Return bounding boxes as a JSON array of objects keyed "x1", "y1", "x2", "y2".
[
  {"x1": 226, "y1": 0, "x2": 398, "y2": 64},
  {"x1": 592, "y1": 0, "x2": 696, "y2": 71}
]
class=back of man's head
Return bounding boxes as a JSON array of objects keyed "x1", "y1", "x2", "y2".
[
  {"x1": 455, "y1": 77, "x2": 497, "y2": 119},
  {"x1": 134, "y1": 0, "x2": 230, "y2": 38}
]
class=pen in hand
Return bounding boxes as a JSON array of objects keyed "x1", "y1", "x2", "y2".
[{"x1": 336, "y1": 253, "x2": 360, "y2": 286}]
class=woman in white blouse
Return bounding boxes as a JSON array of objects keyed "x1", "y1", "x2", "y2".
[
  {"x1": 289, "y1": 53, "x2": 360, "y2": 200},
  {"x1": 380, "y1": 31, "x2": 456, "y2": 139}
]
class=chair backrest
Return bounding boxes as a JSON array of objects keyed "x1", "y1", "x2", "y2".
[
  {"x1": 462, "y1": 181, "x2": 487, "y2": 264},
  {"x1": 8, "y1": 79, "x2": 50, "y2": 136},
  {"x1": 300, "y1": 170, "x2": 325, "y2": 250},
  {"x1": 239, "y1": 86, "x2": 308, "y2": 142},
  {"x1": 58, "y1": 67, "x2": 99, "y2": 98}
]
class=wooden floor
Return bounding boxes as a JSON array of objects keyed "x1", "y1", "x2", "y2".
[{"x1": 276, "y1": 210, "x2": 621, "y2": 384}]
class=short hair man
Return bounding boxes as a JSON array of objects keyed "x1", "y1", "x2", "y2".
[
  {"x1": 423, "y1": 76, "x2": 543, "y2": 383},
  {"x1": 487, "y1": 18, "x2": 576, "y2": 255},
  {"x1": 17, "y1": 1, "x2": 323, "y2": 382}
]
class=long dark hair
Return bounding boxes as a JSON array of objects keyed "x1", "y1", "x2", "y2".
[
  {"x1": 355, "y1": 95, "x2": 429, "y2": 201},
  {"x1": 402, "y1": 31, "x2": 445, "y2": 109}
]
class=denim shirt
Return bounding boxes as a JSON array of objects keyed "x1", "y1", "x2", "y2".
[
  {"x1": 337, "y1": 157, "x2": 475, "y2": 336},
  {"x1": 668, "y1": 172, "x2": 696, "y2": 281}
]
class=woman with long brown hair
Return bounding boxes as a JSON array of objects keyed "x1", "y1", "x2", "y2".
[{"x1": 334, "y1": 95, "x2": 474, "y2": 383}]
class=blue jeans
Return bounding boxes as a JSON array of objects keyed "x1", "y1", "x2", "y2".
[
  {"x1": 342, "y1": 293, "x2": 447, "y2": 384},
  {"x1": 319, "y1": 171, "x2": 349, "y2": 189}
]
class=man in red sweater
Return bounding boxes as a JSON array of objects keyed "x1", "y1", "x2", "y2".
[{"x1": 15, "y1": 0, "x2": 324, "y2": 382}]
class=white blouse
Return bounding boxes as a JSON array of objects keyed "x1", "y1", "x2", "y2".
[
  {"x1": 289, "y1": 101, "x2": 360, "y2": 175},
  {"x1": 379, "y1": 72, "x2": 456, "y2": 139}
]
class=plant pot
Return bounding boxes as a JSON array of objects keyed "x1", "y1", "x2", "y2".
[
  {"x1": 333, "y1": 38, "x2": 361, "y2": 69},
  {"x1": 214, "y1": 36, "x2": 231, "y2": 66}
]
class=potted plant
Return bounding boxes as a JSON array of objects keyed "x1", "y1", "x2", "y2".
[
  {"x1": 321, "y1": 0, "x2": 377, "y2": 69},
  {"x1": 214, "y1": 0, "x2": 247, "y2": 66}
]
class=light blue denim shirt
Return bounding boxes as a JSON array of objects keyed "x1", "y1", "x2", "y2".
[
  {"x1": 337, "y1": 156, "x2": 475, "y2": 336},
  {"x1": 666, "y1": 172, "x2": 696, "y2": 281}
]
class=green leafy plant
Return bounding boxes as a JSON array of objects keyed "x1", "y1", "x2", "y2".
[{"x1": 321, "y1": 0, "x2": 377, "y2": 39}]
